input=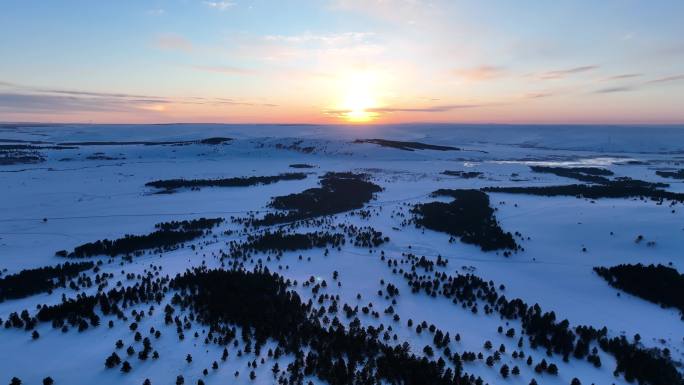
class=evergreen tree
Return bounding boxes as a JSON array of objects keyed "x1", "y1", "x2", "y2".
[
  {"x1": 121, "y1": 361, "x2": 132, "y2": 373},
  {"x1": 500, "y1": 364, "x2": 509, "y2": 378}
]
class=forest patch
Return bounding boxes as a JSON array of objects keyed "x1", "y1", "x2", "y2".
[
  {"x1": 254, "y1": 172, "x2": 382, "y2": 226},
  {"x1": 354, "y1": 139, "x2": 460, "y2": 151},
  {"x1": 594, "y1": 263, "x2": 684, "y2": 317},
  {"x1": 483, "y1": 178, "x2": 683, "y2": 202},
  {"x1": 146, "y1": 173, "x2": 307, "y2": 193},
  {"x1": 412, "y1": 189, "x2": 518, "y2": 252},
  {"x1": 0, "y1": 262, "x2": 94, "y2": 302},
  {"x1": 56, "y1": 218, "x2": 223, "y2": 258}
]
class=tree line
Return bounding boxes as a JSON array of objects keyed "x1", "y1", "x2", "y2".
[
  {"x1": 529, "y1": 166, "x2": 613, "y2": 184},
  {"x1": 594, "y1": 263, "x2": 684, "y2": 317},
  {"x1": 56, "y1": 218, "x2": 223, "y2": 258},
  {"x1": 145, "y1": 173, "x2": 307, "y2": 193},
  {"x1": 0, "y1": 262, "x2": 93, "y2": 302},
  {"x1": 483, "y1": 177, "x2": 684, "y2": 202}
]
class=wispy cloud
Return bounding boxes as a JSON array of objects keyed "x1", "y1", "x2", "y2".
[
  {"x1": 330, "y1": 0, "x2": 434, "y2": 25},
  {"x1": 592, "y1": 73, "x2": 683, "y2": 94},
  {"x1": 453, "y1": 66, "x2": 505, "y2": 81},
  {"x1": 524, "y1": 92, "x2": 554, "y2": 99},
  {"x1": 0, "y1": 81, "x2": 277, "y2": 114},
  {"x1": 147, "y1": 8, "x2": 165, "y2": 16},
  {"x1": 646, "y1": 74, "x2": 684, "y2": 84},
  {"x1": 594, "y1": 86, "x2": 635, "y2": 94},
  {"x1": 203, "y1": 1, "x2": 235, "y2": 11},
  {"x1": 604, "y1": 73, "x2": 642, "y2": 81},
  {"x1": 264, "y1": 32, "x2": 374, "y2": 46},
  {"x1": 324, "y1": 103, "x2": 481, "y2": 118},
  {"x1": 0, "y1": 93, "x2": 160, "y2": 113},
  {"x1": 538, "y1": 65, "x2": 599, "y2": 80},
  {"x1": 155, "y1": 34, "x2": 193, "y2": 52},
  {"x1": 368, "y1": 104, "x2": 481, "y2": 113},
  {"x1": 0, "y1": 81, "x2": 158, "y2": 100},
  {"x1": 38, "y1": 89, "x2": 156, "y2": 99}
]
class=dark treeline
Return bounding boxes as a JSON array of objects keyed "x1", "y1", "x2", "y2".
[
  {"x1": 483, "y1": 178, "x2": 684, "y2": 202},
  {"x1": 240, "y1": 230, "x2": 345, "y2": 253},
  {"x1": 594, "y1": 264, "x2": 684, "y2": 317},
  {"x1": 170, "y1": 267, "x2": 482, "y2": 385},
  {"x1": 529, "y1": 166, "x2": 613, "y2": 184},
  {"x1": 228, "y1": 226, "x2": 387, "y2": 259},
  {"x1": 254, "y1": 172, "x2": 382, "y2": 226},
  {"x1": 146, "y1": 173, "x2": 307, "y2": 192},
  {"x1": 390, "y1": 253, "x2": 682, "y2": 385},
  {"x1": 600, "y1": 335, "x2": 681, "y2": 384},
  {"x1": 155, "y1": 218, "x2": 224, "y2": 231},
  {"x1": 441, "y1": 171, "x2": 483, "y2": 179},
  {"x1": 197, "y1": 137, "x2": 232, "y2": 145},
  {"x1": 346, "y1": 225, "x2": 389, "y2": 248},
  {"x1": 0, "y1": 262, "x2": 94, "y2": 302},
  {"x1": 57, "y1": 218, "x2": 223, "y2": 258},
  {"x1": 656, "y1": 169, "x2": 684, "y2": 179},
  {"x1": 58, "y1": 137, "x2": 231, "y2": 146},
  {"x1": 4, "y1": 268, "x2": 168, "y2": 333},
  {"x1": 0, "y1": 149, "x2": 45, "y2": 165},
  {"x1": 353, "y1": 139, "x2": 460, "y2": 151},
  {"x1": 0, "y1": 144, "x2": 77, "y2": 150},
  {"x1": 36, "y1": 294, "x2": 101, "y2": 328},
  {"x1": 412, "y1": 189, "x2": 518, "y2": 252}
]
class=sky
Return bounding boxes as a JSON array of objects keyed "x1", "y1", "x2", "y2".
[{"x1": 0, "y1": 0, "x2": 683, "y2": 124}]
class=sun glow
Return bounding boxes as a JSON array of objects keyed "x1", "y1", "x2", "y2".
[{"x1": 337, "y1": 72, "x2": 380, "y2": 122}]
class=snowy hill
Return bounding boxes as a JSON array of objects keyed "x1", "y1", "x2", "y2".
[{"x1": 0, "y1": 123, "x2": 683, "y2": 385}]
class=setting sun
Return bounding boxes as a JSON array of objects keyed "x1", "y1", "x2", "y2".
[{"x1": 338, "y1": 72, "x2": 379, "y2": 122}]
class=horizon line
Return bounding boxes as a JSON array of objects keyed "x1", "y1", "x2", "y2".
[{"x1": 2, "y1": 121, "x2": 684, "y2": 127}]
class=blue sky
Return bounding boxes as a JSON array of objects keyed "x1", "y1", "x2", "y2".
[{"x1": 1, "y1": 0, "x2": 683, "y2": 123}]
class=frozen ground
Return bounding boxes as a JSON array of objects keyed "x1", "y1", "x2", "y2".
[{"x1": 0, "y1": 123, "x2": 683, "y2": 385}]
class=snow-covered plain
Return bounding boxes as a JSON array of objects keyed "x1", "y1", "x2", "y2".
[{"x1": 0, "y1": 123, "x2": 683, "y2": 385}]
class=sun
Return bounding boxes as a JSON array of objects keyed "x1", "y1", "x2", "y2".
[{"x1": 338, "y1": 72, "x2": 379, "y2": 123}]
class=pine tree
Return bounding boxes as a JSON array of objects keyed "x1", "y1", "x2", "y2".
[
  {"x1": 105, "y1": 352, "x2": 122, "y2": 368},
  {"x1": 547, "y1": 363, "x2": 559, "y2": 375},
  {"x1": 500, "y1": 364, "x2": 510, "y2": 378},
  {"x1": 121, "y1": 361, "x2": 132, "y2": 373}
]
